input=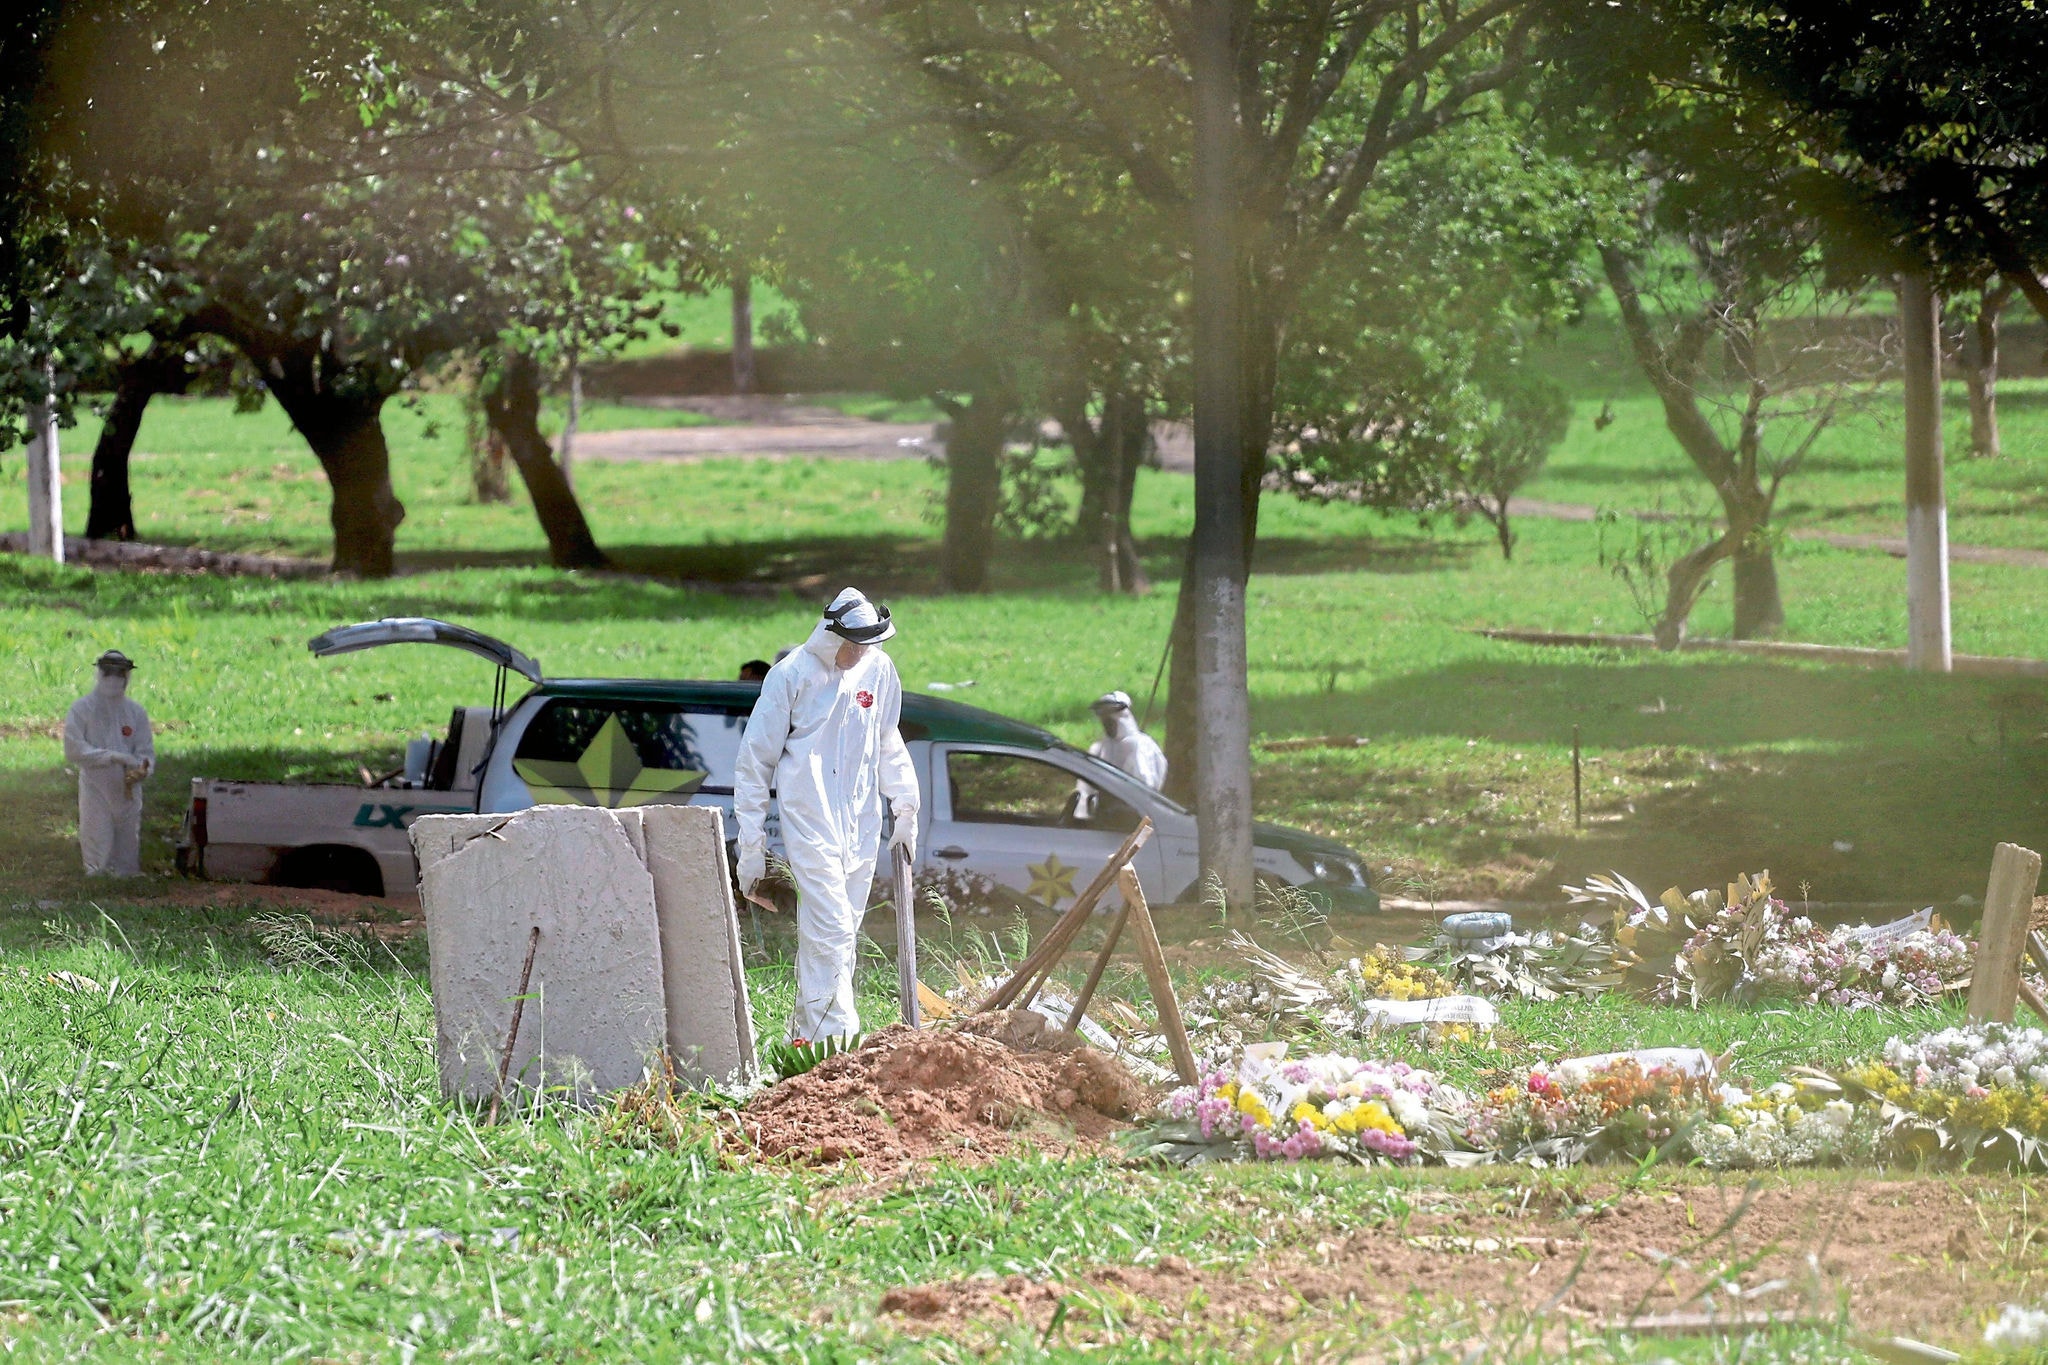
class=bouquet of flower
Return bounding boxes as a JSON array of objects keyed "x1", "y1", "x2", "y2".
[
  {"x1": 1567, "y1": 870, "x2": 1972, "y2": 1009},
  {"x1": 1462, "y1": 1057, "x2": 1716, "y2": 1165},
  {"x1": 1130, "y1": 1046, "x2": 1459, "y2": 1165},
  {"x1": 1177, "y1": 935, "x2": 1480, "y2": 1059},
  {"x1": 1422, "y1": 923, "x2": 1622, "y2": 1002},
  {"x1": 1336, "y1": 946, "x2": 1455, "y2": 1003},
  {"x1": 1833, "y1": 1022, "x2": 2048, "y2": 1170},
  {"x1": 1692, "y1": 1079, "x2": 1875, "y2": 1168}
]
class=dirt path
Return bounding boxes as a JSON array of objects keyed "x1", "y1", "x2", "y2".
[
  {"x1": 576, "y1": 406, "x2": 1201, "y2": 470},
  {"x1": 879, "y1": 1174, "x2": 2037, "y2": 1350}
]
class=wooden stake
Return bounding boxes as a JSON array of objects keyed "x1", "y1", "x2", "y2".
[
  {"x1": 976, "y1": 819, "x2": 1152, "y2": 1013},
  {"x1": 1572, "y1": 725, "x2": 1583, "y2": 829},
  {"x1": 1967, "y1": 842, "x2": 2041, "y2": 1025},
  {"x1": 894, "y1": 845, "x2": 921, "y2": 1029},
  {"x1": 487, "y1": 925, "x2": 542, "y2": 1125},
  {"x1": 1063, "y1": 898, "x2": 1133, "y2": 1034},
  {"x1": 2020, "y1": 976, "x2": 2048, "y2": 1028},
  {"x1": 1119, "y1": 866, "x2": 1198, "y2": 1085}
]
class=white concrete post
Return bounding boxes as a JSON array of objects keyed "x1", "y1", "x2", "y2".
[
  {"x1": 24, "y1": 384, "x2": 63, "y2": 564},
  {"x1": 1901, "y1": 272, "x2": 1950, "y2": 671}
]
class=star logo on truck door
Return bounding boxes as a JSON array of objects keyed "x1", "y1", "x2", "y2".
[
  {"x1": 1024, "y1": 853, "x2": 1079, "y2": 908},
  {"x1": 513, "y1": 714, "x2": 706, "y2": 808}
]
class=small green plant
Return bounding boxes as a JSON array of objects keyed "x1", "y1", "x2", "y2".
[
  {"x1": 761, "y1": 1031, "x2": 864, "y2": 1081},
  {"x1": 1254, "y1": 878, "x2": 1329, "y2": 949}
]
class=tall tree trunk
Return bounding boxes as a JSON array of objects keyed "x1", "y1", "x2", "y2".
[
  {"x1": 85, "y1": 360, "x2": 166, "y2": 540},
  {"x1": 1065, "y1": 389, "x2": 1151, "y2": 593},
  {"x1": 1163, "y1": 337, "x2": 1276, "y2": 814},
  {"x1": 1901, "y1": 272, "x2": 1952, "y2": 672},
  {"x1": 731, "y1": 273, "x2": 756, "y2": 396},
  {"x1": 1100, "y1": 390, "x2": 1149, "y2": 593},
  {"x1": 1162, "y1": 545, "x2": 1197, "y2": 805},
  {"x1": 1959, "y1": 285, "x2": 2005, "y2": 459},
  {"x1": 463, "y1": 376, "x2": 512, "y2": 504},
  {"x1": 1189, "y1": 0, "x2": 1255, "y2": 909},
  {"x1": 937, "y1": 392, "x2": 1006, "y2": 592},
  {"x1": 258, "y1": 356, "x2": 405, "y2": 577},
  {"x1": 24, "y1": 375, "x2": 61, "y2": 563},
  {"x1": 483, "y1": 354, "x2": 609, "y2": 571}
]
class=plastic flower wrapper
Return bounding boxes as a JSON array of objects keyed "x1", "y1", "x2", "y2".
[
  {"x1": 1693, "y1": 1078, "x2": 1877, "y2": 1169},
  {"x1": 1129, "y1": 1042, "x2": 1466, "y2": 1165}
]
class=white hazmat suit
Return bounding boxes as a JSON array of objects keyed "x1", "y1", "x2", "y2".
[
  {"x1": 63, "y1": 670, "x2": 155, "y2": 876},
  {"x1": 733, "y1": 590, "x2": 919, "y2": 1042},
  {"x1": 1078, "y1": 691, "x2": 1166, "y2": 818}
]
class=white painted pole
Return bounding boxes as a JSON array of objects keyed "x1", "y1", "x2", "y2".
[
  {"x1": 1901, "y1": 272, "x2": 1950, "y2": 671},
  {"x1": 24, "y1": 383, "x2": 63, "y2": 564}
]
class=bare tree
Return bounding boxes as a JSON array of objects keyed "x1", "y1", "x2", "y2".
[{"x1": 1601, "y1": 234, "x2": 1888, "y2": 646}]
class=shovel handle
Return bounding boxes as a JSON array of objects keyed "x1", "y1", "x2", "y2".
[{"x1": 894, "y1": 845, "x2": 920, "y2": 1028}]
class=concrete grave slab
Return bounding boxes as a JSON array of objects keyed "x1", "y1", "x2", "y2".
[
  {"x1": 412, "y1": 807, "x2": 667, "y2": 1102},
  {"x1": 616, "y1": 804, "x2": 757, "y2": 1084}
]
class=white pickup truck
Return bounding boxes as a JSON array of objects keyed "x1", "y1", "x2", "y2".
[{"x1": 179, "y1": 618, "x2": 1380, "y2": 913}]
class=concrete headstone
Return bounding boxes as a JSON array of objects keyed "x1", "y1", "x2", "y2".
[
  {"x1": 412, "y1": 807, "x2": 668, "y2": 1101},
  {"x1": 616, "y1": 804, "x2": 757, "y2": 1085}
]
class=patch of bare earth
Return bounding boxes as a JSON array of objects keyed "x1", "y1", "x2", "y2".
[
  {"x1": 153, "y1": 882, "x2": 421, "y2": 935},
  {"x1": 737, "y1": 1011, "x2": 1148, "y2": 1169},
  {"x1": 879, "y1": 1176, "x2": 2043, "y2": 1349}
]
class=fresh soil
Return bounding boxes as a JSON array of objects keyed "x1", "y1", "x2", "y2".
[
  {"x1": 878, "y1": 1175, "x2": 2042, "y2": 1348},
  {"x1": 738, "y1": 1011, "x2": 1150, "y2": 1167}
]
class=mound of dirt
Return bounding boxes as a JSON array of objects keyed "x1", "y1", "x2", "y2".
[{"x1": 738, "y1": 1012, "x2": 1149, "y2": 1166}]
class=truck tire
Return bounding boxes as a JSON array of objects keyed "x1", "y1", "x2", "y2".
[{"x1": 272, "y1": 845, "x2": 385, "y2": 897}]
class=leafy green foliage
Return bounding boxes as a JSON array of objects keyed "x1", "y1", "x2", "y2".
[{"x1": 761, "y1": 1032, "x2": 865, "y2": 1080}]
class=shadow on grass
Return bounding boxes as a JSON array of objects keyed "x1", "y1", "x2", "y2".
[
  {"x1": 3, "y1": 522, "x2": 1472, "y2": 628},
  {"x1": 1255, "y1": 652, "x2": 2048, "y2": 904}
]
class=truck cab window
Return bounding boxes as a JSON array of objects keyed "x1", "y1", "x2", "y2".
[
  {"x1": 947, "y1": 751, "x2": 1139, "y2": 831},
  {"x1": 512, "y1": 701, "x2": 749, "y2": 805}
]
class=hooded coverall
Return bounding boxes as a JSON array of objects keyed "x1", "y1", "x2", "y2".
[
  {"x1": 733, "y1": 620, "x2": 919, "y2": 1042},
  {"x1": 1091, "y1": 709, "x2": 1168, "y2": 790},
  {"x1": 63, "y1": 675, "x2": 155, "y2": 876},
  {"x1": 1077, "y1": 707, "x2": 1168, "y2": 819}
]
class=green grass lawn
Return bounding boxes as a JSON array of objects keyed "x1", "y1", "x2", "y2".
[
  {"x1": 1525, "y1": 378, "x2": 2048, "y2": 553},
  {"x1": 3, "y1": 386, "x2": 2048, "y2": 1356}
]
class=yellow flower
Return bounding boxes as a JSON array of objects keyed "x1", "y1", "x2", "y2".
[
  {"x1": 1332, "y1": 1100, "x2": 1402, "y2": 1137},
  {"x1": 1291, "y1": 1101, "x2": 1332, "y2": 1131}
]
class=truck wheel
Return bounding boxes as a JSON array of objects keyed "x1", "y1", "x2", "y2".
[{"x1": 272, "y1": 845, "x2": 385, "y2": 897}]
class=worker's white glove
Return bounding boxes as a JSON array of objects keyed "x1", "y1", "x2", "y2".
[
  {"x1": 735, "y1": 846, "x2": 766, "y2": 899},
  {"x1": 887, "y1": 812, "x2": 918, "y2": 864}
]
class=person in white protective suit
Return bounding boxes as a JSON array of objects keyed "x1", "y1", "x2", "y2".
[
  {"x1": 1076, "y1": 690, "x2": 1168, "y2": 820},
  {"x1": 63, "y1": 650, "x2": 156, "y2": 877},
  {"x1": 732, "y1": 588, "x2": 920, "y2": 1043}
]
